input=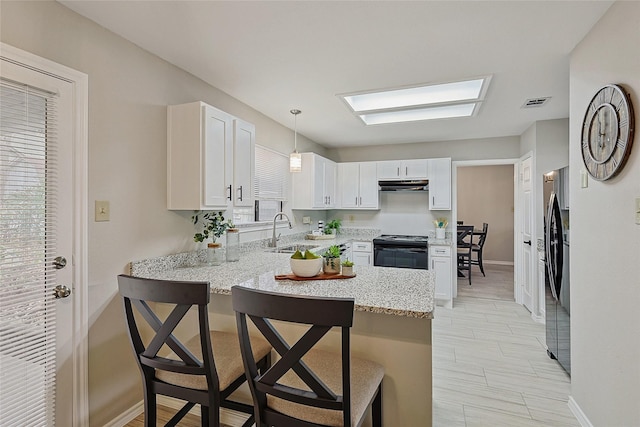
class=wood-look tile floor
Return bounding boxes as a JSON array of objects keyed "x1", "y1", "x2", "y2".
[{"x1": 434, "y1": 264, "x2": 578, "y2": 426}]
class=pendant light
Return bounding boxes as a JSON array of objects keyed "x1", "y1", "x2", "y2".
[{"x1": 289, "y1": 109, "x2": 302, "y2": 173}]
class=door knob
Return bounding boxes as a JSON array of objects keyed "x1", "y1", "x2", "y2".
[
  {"x1": 53, "y1": 285, "x2": 71, "y2": 299},
  {"x1": 53, "y1": 256, "x2": 67, "y2": 269}
]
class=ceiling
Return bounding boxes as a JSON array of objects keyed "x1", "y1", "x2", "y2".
[{"x1": 59, "y1": 1, "x2": 612, "y2": 148}]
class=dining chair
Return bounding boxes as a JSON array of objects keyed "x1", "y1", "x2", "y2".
[
  {"x1": 457, "y1": 225, "x2": 474, "y2": 285},
  {"x1": 117, "y1": 275, "x2": 272, "y2": 427},
  {"x1": 231, "y1": 285, "x2": 384, "y2": 427},
  {"x1": 471, "y1": 223, "x2": 489, "y2": 276}
]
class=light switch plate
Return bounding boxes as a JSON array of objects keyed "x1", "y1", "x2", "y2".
[
  {"x1": 95, "y1": 200, "x2": 110, "y2": 222},
  {"x1": 302, "y1": 216, "x2": 311, "y2": 224},
  {"x1": 581, "y1": 171, "x2": 588, "y2": 188}
]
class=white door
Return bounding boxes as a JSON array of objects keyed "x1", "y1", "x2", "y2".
[
  {"x1": 0, "y1": 56, "x2": 75, "y2": 425},
  {"x1": 519, "y1": 155, "x2": 534, "y2": 312}
]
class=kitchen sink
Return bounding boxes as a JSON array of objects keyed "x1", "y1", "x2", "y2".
[{"x1": 266, "y1": 244, "x2": 319, "y2": 254}]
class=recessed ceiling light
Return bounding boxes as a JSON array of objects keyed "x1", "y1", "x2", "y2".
[{"x1": 339, "y1": 76, "x2": 491, "y2": 125}]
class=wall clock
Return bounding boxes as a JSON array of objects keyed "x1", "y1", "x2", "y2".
[{"x1": 581, "y1": 84, "x2": 635, "y2": 181}]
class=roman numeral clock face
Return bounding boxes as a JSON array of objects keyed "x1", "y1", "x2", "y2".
[{"x1": 581, "y1": 84, "x2": 635, "y2": 181}]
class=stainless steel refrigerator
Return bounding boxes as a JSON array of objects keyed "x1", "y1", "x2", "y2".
[{"x1": 545, "y1": 184, "x2": 570, "y2": 376}]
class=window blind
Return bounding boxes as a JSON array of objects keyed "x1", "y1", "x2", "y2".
[
  {"x1": 0, "y1": 78, "x2": 59, "y2": 426},
  {"x1": 253, "y1": 144, "x2": 289, "y2": 200}
]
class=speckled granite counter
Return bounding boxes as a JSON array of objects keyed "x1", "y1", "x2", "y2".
[
  {"x1": 130, "y1": 239, "x2": 434, "y2": 319},
  {"x1": 129, "y1": 227, "x2": 433, "y2": 426}
]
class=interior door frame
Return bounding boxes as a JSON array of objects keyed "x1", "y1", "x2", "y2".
[
  {"x1": 451, "y1": 158, "x2": 518, "y2": 300},
  {"x1": 1, "y1": 42, "x2": 89, "y2": 425}
]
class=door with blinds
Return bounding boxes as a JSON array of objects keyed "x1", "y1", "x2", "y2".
[{"x1": 0, "y1": 58, "x2": 75, "y2": 425}]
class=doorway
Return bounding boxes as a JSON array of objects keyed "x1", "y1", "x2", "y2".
[
  {"x1": 452, "y1": 159, "x2": 518, "y2": 301},
  {"x1": 0, "y1": 43, "x2": 88, "y2": 425}
]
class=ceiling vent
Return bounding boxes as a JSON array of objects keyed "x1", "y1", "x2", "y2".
[{"x1": 522, "y1": 97, "x2": 551, "y2": 108}]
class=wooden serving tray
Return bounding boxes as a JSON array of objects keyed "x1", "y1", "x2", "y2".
[
  {"x1": 275, "y1": 272, "x2": 356, "y2": 281},
  {"x1": 305, "y1": 234, "x2": 336, "y2": 240}
]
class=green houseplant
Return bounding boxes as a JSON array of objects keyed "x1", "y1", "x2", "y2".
[
  {"x1": 192, "y1": 211, "x2": 233, "y2": 243},
  {"x1": 192, "y1": 211, "x2": 234, "y2": 266},
  {"x1": 322, "y1": 244, "x2": 342, "y2": 274},
  {"x1": 324, "y1": 219, "x2": 342, "y2": 235},
  {"x1": 341, "y1": 258, "x2": 354, "y2": 276}
]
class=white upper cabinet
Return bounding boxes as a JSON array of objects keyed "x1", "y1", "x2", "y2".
[
  {"x1": 377, "y1": 159, "x2": 428, "y2": 180},
  {"x1": 232, "y1": 119, "x2": 255, "y2": 207},
  {"x1": 338, "y1": 162, "x2": 379, "y2": 209},
  {"x1": 167, "y1": 101, "x2": 254, "y2": 210},
  {"x1": 292, "y1": 153, "x2": 337, "y2": 210},
  {"x1": 428, "y1": 158, "x2": 452, "y2": 210}
]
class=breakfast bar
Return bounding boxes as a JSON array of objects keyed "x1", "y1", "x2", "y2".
[{"x1": 130, "y1": 245, "x2": 435, "y2": 426}]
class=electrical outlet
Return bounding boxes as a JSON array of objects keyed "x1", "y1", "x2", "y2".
[
  {"x1": 302, "y1": 216, "x2": 311, "y2": 224},
  {"x1": 636, "y1": 197, "x2": 640, "y2": 225},
  {"x1": 95, "y1": 200, "x2": 110, "y2": 222}
]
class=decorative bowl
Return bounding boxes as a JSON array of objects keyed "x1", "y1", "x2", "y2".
[{"x1": 290, "y1": 257, "x2": 323, "y2": 277}]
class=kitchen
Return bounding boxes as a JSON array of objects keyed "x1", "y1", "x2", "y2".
[{"x1": 1, "y1": 2, "x2": 639, "y2": 427}]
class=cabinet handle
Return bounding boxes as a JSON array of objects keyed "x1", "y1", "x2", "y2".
[
  {"x1": 406, "y1": 166, "x2": 408, "y2": 175},
  {"x1": 238, "y1": 185, "x2": 243, "y2": 201},
  {"x1": 397, "y1": 167, "x2": 400, "y2": 176},
  {"x1": 355, "y1": 197, "x2": 358, "y2": 205},
  {"x1": 359, "y1": 196, "x2": 362, "y2": 205},
  {"x1": 227, "y1": 185, "x2": 232, "y2": 201},
  {"x1": 432, "y1": 260, "x2": 434, "y2": 269}
]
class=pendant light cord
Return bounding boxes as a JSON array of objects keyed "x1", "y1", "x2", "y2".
[{"x1": 291, "y1": 109, "x2": 301, "y2": 152}]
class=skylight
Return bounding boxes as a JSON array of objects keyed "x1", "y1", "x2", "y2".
[{"x1": 340, "y1": 77, "x2": 490, "y2": 125}]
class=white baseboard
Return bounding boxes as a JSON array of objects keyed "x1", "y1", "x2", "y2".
[
  {"x1": 530, "y1": 312, "x2": 544, "y2": 324},
  {"x1": 103, "y1": 401, "x2": 143, "y2": 427},
  {"x1": 484, "y1": 260, "x2": 515, "y2": 266},
  {"x1": 568, "y1": 396, "x2": 593, "y2": 427}
]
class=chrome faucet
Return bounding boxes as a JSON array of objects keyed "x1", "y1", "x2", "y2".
[{"x1": 270, "y1": 212, "x2": 292, "y2": 247}]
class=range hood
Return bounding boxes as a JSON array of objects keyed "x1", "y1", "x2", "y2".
[{"x1": 378, "y1": 179, "x2": 429, "y2": 192}]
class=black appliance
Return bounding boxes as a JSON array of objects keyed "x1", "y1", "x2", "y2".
[
  {"x1": 545, "y1": 191, "x2": 570, "y2": 375},
  {"x1": 373, "y1": 235, "x2": 429, "y2": 270},
  {"x1": 378, "y1": 179, "x2": 429, "y2": 192}
]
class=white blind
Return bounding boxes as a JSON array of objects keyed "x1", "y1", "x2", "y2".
[
  {"x1": 0, "y1": 78, "x2": 58, "y2": 426},
  {"x1": 254, "y1": 144, "x2": 289, "y2": 200}
]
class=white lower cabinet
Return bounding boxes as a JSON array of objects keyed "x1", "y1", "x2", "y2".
[
  {"x1": 430, "y1": 245, "x2": 453, "y2": 308},
  {"x1": 352, "y1": 241, "x2": 373, "y2": 266}
]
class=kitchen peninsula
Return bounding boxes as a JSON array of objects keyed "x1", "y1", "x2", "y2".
[{"x1": 130, "y1": 239, "x2": 435, "y2": 426}]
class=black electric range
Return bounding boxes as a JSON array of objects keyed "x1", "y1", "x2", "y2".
[{"x1": 373, "y1": 235, "x2": 429, "y2": 269}]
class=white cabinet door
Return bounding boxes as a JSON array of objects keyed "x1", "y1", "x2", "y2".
[
  {"x1": 428, "y1": 158, "x2": 452, "y2": 210},
  {"x1": 339, "y1": 163, "x2": 360, "y2": 208},
  {"x1": 352, "y1": 241, "x2": 373, "y2": 266},
  {"x1": 338, "y1": 162, "x2": 379, "y2": 209},
  {"x1": 324, "y1": 158, "x2": 337, "y2": 208},
  {"x1": 358, "y1": 162, "x2": 379, "y2": 209},
  {"x1": 430, "y1": 245, "x2": 452, "y2": 302},
  {"x1": 404, "y1": 159, "x2": 429, "y2": 179},
  {"x1": 353, "y1": 251, "x2": 372, "y2": 266},
  {"x1": 233, "y1": 119, "x2": 255, "y2": 207},
  {"x1": 377, "y1": 160, "x2": 402, "y2": 179},
  {"x1": 377, "y1": 159, "x2": 428, "y2": 180},
  {"x1": 167, "y1": 102, "x2": 233, "y2": 210}
]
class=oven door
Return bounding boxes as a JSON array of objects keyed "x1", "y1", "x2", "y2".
[{"x1": 374, "y1": 245, "x2": 429, "y2": 269}]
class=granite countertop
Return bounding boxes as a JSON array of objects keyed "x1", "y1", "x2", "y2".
[{"x1": 130, "y1": 229, "x2": 434, "y2": 319}]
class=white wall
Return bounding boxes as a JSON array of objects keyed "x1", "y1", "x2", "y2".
[
  {"x1": 328, "y1": 135, "x2": 520, "y2": 162},
  {"x1": 0, "y1": 2, "x2": 327, "y2": 424},
  {"x1": 569, "y1": 2, "x2": 640, "y2": 425}
]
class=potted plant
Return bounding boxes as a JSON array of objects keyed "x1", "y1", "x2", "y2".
[
  {"x1": 192, "y1": 211, "x2": 233, "y2": 265},
  {"x1": 341, "y1": 259, "x2": 354, "y2": 276},
  {"x1": 433, "y1": 217, "x2": 448, "y2": 239},
  {"x1": 324, "y1": 219, "x2": 342, "y2": 235},
  {"x1": 322, "y1": 244, "x2": 342, "y2": 274}
]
